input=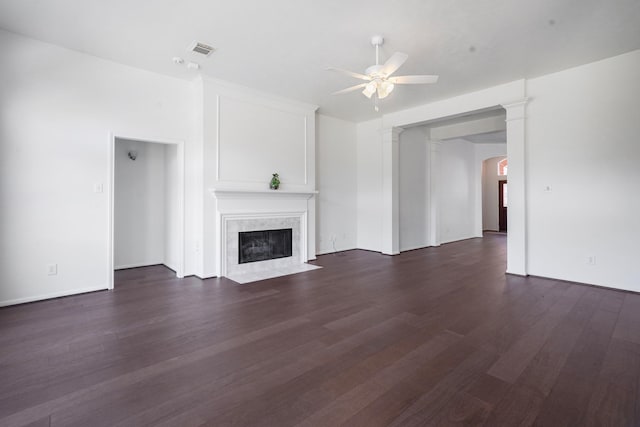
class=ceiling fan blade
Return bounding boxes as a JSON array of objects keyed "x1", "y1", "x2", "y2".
[
  {"x1": 380, "y1": 52, "x2": 408, "y2": 77},
  {"x1": 332, "y1": 83, "x2": 368, "y2": 95},
  {"x1": 326, "y1": 67, "x2": 371, "y2": 81},
  {"x1": 389, "y1": 75, "x2": 439, "y2": 84}
]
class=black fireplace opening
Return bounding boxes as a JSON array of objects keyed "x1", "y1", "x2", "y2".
[{"x1": 239, "y1": 228, "x2": 293, "y2": 264}]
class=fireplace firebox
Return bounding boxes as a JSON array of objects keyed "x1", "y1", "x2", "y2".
[{"x1": 238, "y1": 228, "x2": 293, "y2": 264}]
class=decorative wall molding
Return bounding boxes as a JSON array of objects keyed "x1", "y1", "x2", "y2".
[{"x1": 214, "y1": 93, "x2": 311, "y2": 187}]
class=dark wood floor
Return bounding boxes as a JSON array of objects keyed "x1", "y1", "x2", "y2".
[{"x1": 1, "y1": 234, "x2": 639, "y2": 426}]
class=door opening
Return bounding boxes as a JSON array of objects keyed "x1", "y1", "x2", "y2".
[
  {"x1": 499, "y1": 179, "x2": 508, "y2": 232},
  {"x1": 108, "y1": 135, "x2": 185, "y2": 289}
]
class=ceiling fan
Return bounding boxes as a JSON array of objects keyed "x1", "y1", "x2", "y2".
[{"x1": 327, "y1": 35, "x2": 438, "y2": 111}]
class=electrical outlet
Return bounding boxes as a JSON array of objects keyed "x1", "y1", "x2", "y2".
[
  {"x1": 47, "y1": 263, "x2": 58, "y2": 276},
  {"x1": 93, "y1": 183, "x2": 104, "y2": 193},
  {"x1": 587, "y1": 256, "x2": 596, "y2": 266}
]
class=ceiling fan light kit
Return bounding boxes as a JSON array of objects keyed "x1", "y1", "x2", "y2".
[{"x1": 328, "y1": 35, "x2": 438, "y2": 111}]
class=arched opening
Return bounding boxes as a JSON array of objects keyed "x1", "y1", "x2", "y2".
[{"x1": 498, "y1": 157, "x2": 508, "y2": 176}]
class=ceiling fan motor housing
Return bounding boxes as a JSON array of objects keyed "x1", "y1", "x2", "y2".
[
  {"x1": 365, "y1": 64, "x2": 384, "y2": 77},
  {"x1": 370, "y1": 35, "x2": 384, "y2": 46}
]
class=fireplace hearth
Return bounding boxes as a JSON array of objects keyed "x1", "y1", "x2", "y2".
[{"x1": 239, "y1": 229, "x2": 293, "y2": 264}]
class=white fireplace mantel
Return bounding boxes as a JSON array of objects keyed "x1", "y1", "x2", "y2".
[
  {"x1": 209, "y1": 188, "x2": 318, "y2": 199},
  {"x1": 209, "y1": 187, "x2": 318, "y2": 277}
]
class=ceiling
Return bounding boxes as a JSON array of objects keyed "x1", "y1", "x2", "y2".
[
  {"x1": 0, "y1": 0, "x2": 639, "y2": 122},
  {"x1": 463, "y1": 130, "x2": 507, "y2": 144}
]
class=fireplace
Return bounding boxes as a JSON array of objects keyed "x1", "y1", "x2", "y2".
[
  {"x1": 239, "y1": 228, "x2": 293, "y2": 264},
  {"x1": 210, "y1": 188, "x2": 317, "y2": 278}
]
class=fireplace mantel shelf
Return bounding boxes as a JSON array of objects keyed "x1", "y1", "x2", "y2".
[{"x1": 210, "y1": 188, "x2": 318, "y2": 199}]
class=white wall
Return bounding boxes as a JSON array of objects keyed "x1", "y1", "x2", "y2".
[
  {"x1": 438, "y1": 139, "x2": 476, "y2": 244},
  {"x1": 0, "y1": 30, "x2": 198, "y2": 306},
  {"x1": 114, "y1": 140, "x2": 165, "y2": 269},
  {"x1": 399, "y1": 127, "x2": 429, "y2": 251},
  {"x1": 356, "y1": 118, "x2": 383, "y2": 251},
  {"x1": 526, "y1": 50, "x2": 640, "y2": 291},
  {"x1": 482, "y1": 156, "x2": 507, "y2": 231},
  {"x1": 316, "y1": 114, "x2": 357, "y2": 254}
]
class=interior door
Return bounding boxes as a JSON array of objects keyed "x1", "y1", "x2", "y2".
[{"x1": 499, "y1": 180, "x2": 507, "y2": 232}]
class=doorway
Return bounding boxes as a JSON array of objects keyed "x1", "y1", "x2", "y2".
[
  {"x1": 481, "y1": 156, "x2": 508, "y2": 233},
  {"x1": 107, "y1": 135, "x2": 185, "y2": 289},
  {"x1": 499, "y1": 179, "x2": 508, "y2": 232}
]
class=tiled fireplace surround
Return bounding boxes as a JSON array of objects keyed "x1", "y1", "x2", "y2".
[{"x1": 210, "y1": 189, "x2": 317, "y2": 280}]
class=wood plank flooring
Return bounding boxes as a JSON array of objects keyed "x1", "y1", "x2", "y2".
[{"x1": 1, "y1": 234, "x2": 639, "y2": 426}]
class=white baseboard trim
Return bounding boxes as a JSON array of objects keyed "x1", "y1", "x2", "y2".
[
  {"x1": 400, "y1": 243, "x2": 431, "y2": 252},
  {"x1": 506, "y1": 271, "x2": 528, "y2": 277},
  {"x1": 316, "y1": 246, "x2": 356, "y2": 256},
  {"x1": 114, "y1": 262, "x2": 163, "y2": 270},
  {"x1": 0, "y1": 285, "x2": 108, "y2": 307}
]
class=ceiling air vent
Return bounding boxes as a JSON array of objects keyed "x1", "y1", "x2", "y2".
[{"x1": 188, "y1": 41, "x2": 215, "y2": 57}]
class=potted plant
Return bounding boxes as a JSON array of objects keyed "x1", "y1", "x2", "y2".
[{"x1": 269, "y1": 173, "x2": 280, "y2": 190}]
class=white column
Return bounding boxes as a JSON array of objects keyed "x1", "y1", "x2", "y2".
[
  {"x1": 307, "y1": 196, "x2": 317, "y2": 260},
  {"x1": 381, "y1": 127, "x2": 403, "y2": 255},
  {"x1": 502, "y1": 99, "x2": 529, "y2": 275},
  {"x1": 427, "y1": 140, "x2": 442, "y2": 247}
]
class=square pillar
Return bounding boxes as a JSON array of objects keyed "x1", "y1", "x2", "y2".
[
  {"x1": 427, "y1": 140, "x2": 442, "y2": 247},
  {"x1": 502, "y1": 99, "x2": 529, "y2": 275},
  {"x1": 381, "y1": 127, "x2": 403, "y2": 255}
]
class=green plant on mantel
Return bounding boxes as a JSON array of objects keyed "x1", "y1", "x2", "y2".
[{"x1": 269, "y1": 173, "x2": 280, "y2": 190}]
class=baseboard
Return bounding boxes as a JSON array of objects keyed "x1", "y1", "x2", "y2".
[
  {"x1": 400, "y1": 243, "x2": 431, "y2": 252},
  {"x1": 526, "y1": 273, "x2": 640, "y2": 295},
  {"x1": 316, "y1": 246, "x2": 357, "y2": 256},
  {"x1": 506, "y1": 271, "x2": 528, "y2": 277},
  {"x1": 115, "y1": 262, "x2": 164, "y2": 270},
  {"x1": 0, "y1": 285, "x2": 108, "y2": 308},
  {"x1": 439, "y1": 236, "x2": 480, "y2": 245}
]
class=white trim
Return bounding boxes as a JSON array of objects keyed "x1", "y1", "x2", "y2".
[
  {"x1": 0, "y1": 285, "x2": 107, "y2": 307},
  {"x1": 108, "y1": 133, "x2": 186, "y2": 290},
  {"x1": 315, "y1": 247, "x2": 357, "y2": 256},
  {"x1": 502, "y1": 98, "x2": 530, "y2": 120},
  {"x1": 399, "y1": 243, "x2": 433, "y2": 253},
  {"x1": 210, "y1": 188, "x2": 317, "y2": 199},
  {"x1": 215, "y1": 94, "x2": 221, "y2": 181},
  {"x1": 304, "y1": 116, "x2": 308, "y2": 185},
  {"x1": 114, "y1": 262, "x2": 164, "y2": 270}
]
